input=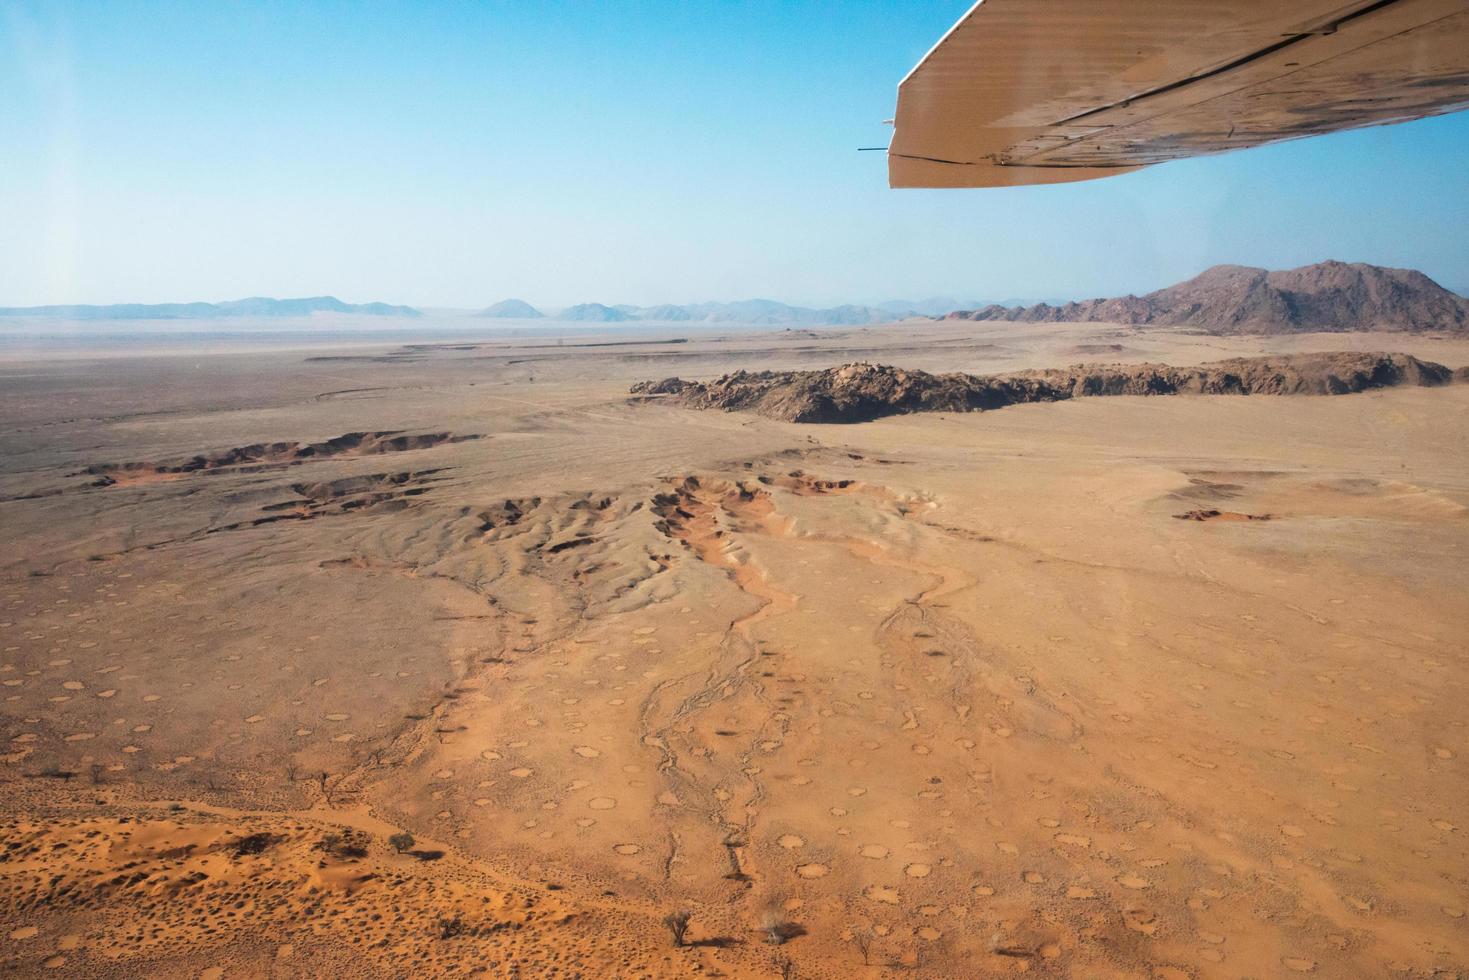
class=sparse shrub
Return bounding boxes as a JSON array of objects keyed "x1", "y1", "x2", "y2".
[
  {"x1": 437, "y1": 916, "x2": 465, "y2": 939},
  {"x1": 389, "y1": 832, "x2": 416, "y2": 854},
  {"x1": 36, "y1": 764, "x2": 76, "y2": 781},
  {"x1": 852, "y1": 927, "x2": 874, "y2": 966},
  {"x1": 231, "y1": 832, "x2": 277, "y2": 856},
  {"x1": 318, "y1": 831, "x2": 368, "y2": 859},
  {"x1": 761, "y1": 907, "x2": 787, "y2": 945},
  {"x1": 663, "y1": 909, "x2": 692, "y2": 947}
]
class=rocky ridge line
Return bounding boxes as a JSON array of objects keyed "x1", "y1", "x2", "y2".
[{"x1": 631, "y1": 353, "x2": 1464, "y2": 423}]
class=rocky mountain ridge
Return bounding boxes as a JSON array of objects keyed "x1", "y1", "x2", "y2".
[{"x1": 945, "y1": 261, "x2": 1469, "y2": 334}]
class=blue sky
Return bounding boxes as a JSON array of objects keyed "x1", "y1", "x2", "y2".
[{"x1": 3, "y1": 1, "x2": 1467, "y2": 308}]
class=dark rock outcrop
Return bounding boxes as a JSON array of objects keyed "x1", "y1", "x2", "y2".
[{"x1": 630, "y1": 353, "x2": 1457, "y2": 424}]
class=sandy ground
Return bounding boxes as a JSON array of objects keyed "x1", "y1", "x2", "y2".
[{"x1": 1, "y1": 319, "x2": 1466, "y2": 978}]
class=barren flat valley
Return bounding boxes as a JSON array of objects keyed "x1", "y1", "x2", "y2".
[{"x1": 2, "y1": 319, "x2": 1467, "y2": 978}]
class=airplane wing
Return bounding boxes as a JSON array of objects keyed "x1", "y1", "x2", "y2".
[{"x1": 889, "y1": 0, "x2": 1469, "y2": 188}]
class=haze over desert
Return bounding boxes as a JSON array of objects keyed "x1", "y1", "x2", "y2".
[{"x1": 2, "y1": 312, "x2": 1466, "y2": 977}]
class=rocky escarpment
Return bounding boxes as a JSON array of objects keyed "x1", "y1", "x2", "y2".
[{"x1": 631, "y1": 353, "x2": 1462, "y2": 424}]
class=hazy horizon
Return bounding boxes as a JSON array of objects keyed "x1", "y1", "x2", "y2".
[
  {"x1": 1, "y1": 256, "x2": 1464, "y2": 318},
  {"x1": 5, "y1": 1, "x2": 1468, "y2": 311}
]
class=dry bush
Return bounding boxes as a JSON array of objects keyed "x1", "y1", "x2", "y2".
[
  {"x1": 663, "y1": 910, "x2": 692, "y2": 947},
  {"x1": 761, "y1": 906, "x2": 792, "y2": 945}
]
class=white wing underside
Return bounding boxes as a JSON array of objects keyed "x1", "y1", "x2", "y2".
[{"x1": 890, "y1": 0, "x2": 1469, "y2": 188}]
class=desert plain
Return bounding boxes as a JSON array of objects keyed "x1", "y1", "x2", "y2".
[{"x1": 1, "y1": 317, "x2": 1466, "y2": 978}]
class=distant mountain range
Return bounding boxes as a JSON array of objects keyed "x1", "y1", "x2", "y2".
[
  {"x1": 10, "y1": 266, "x2": 1460, "y2": 329},
  {"x1": 873, "y1": 297, "x2": 1054, "y2": 316},
  {"x1": 0, "y1": 293, "x2": 1001, "y2": 326},
  {"x1": 944, "y1": 261, "x2": 1469, "y2": 334},
  {"x1": 477, "y1": 298, "x2": 543, "y2": 318},
  {"x1": 476, "y1": 297, "x2": 959, "y2": 325},
  {"x1": 0, "y1": 296, "x2": 421, "y2": 320},
  {"x1": 559, "y1": 302, "x2": 636, "y2": 322}
]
